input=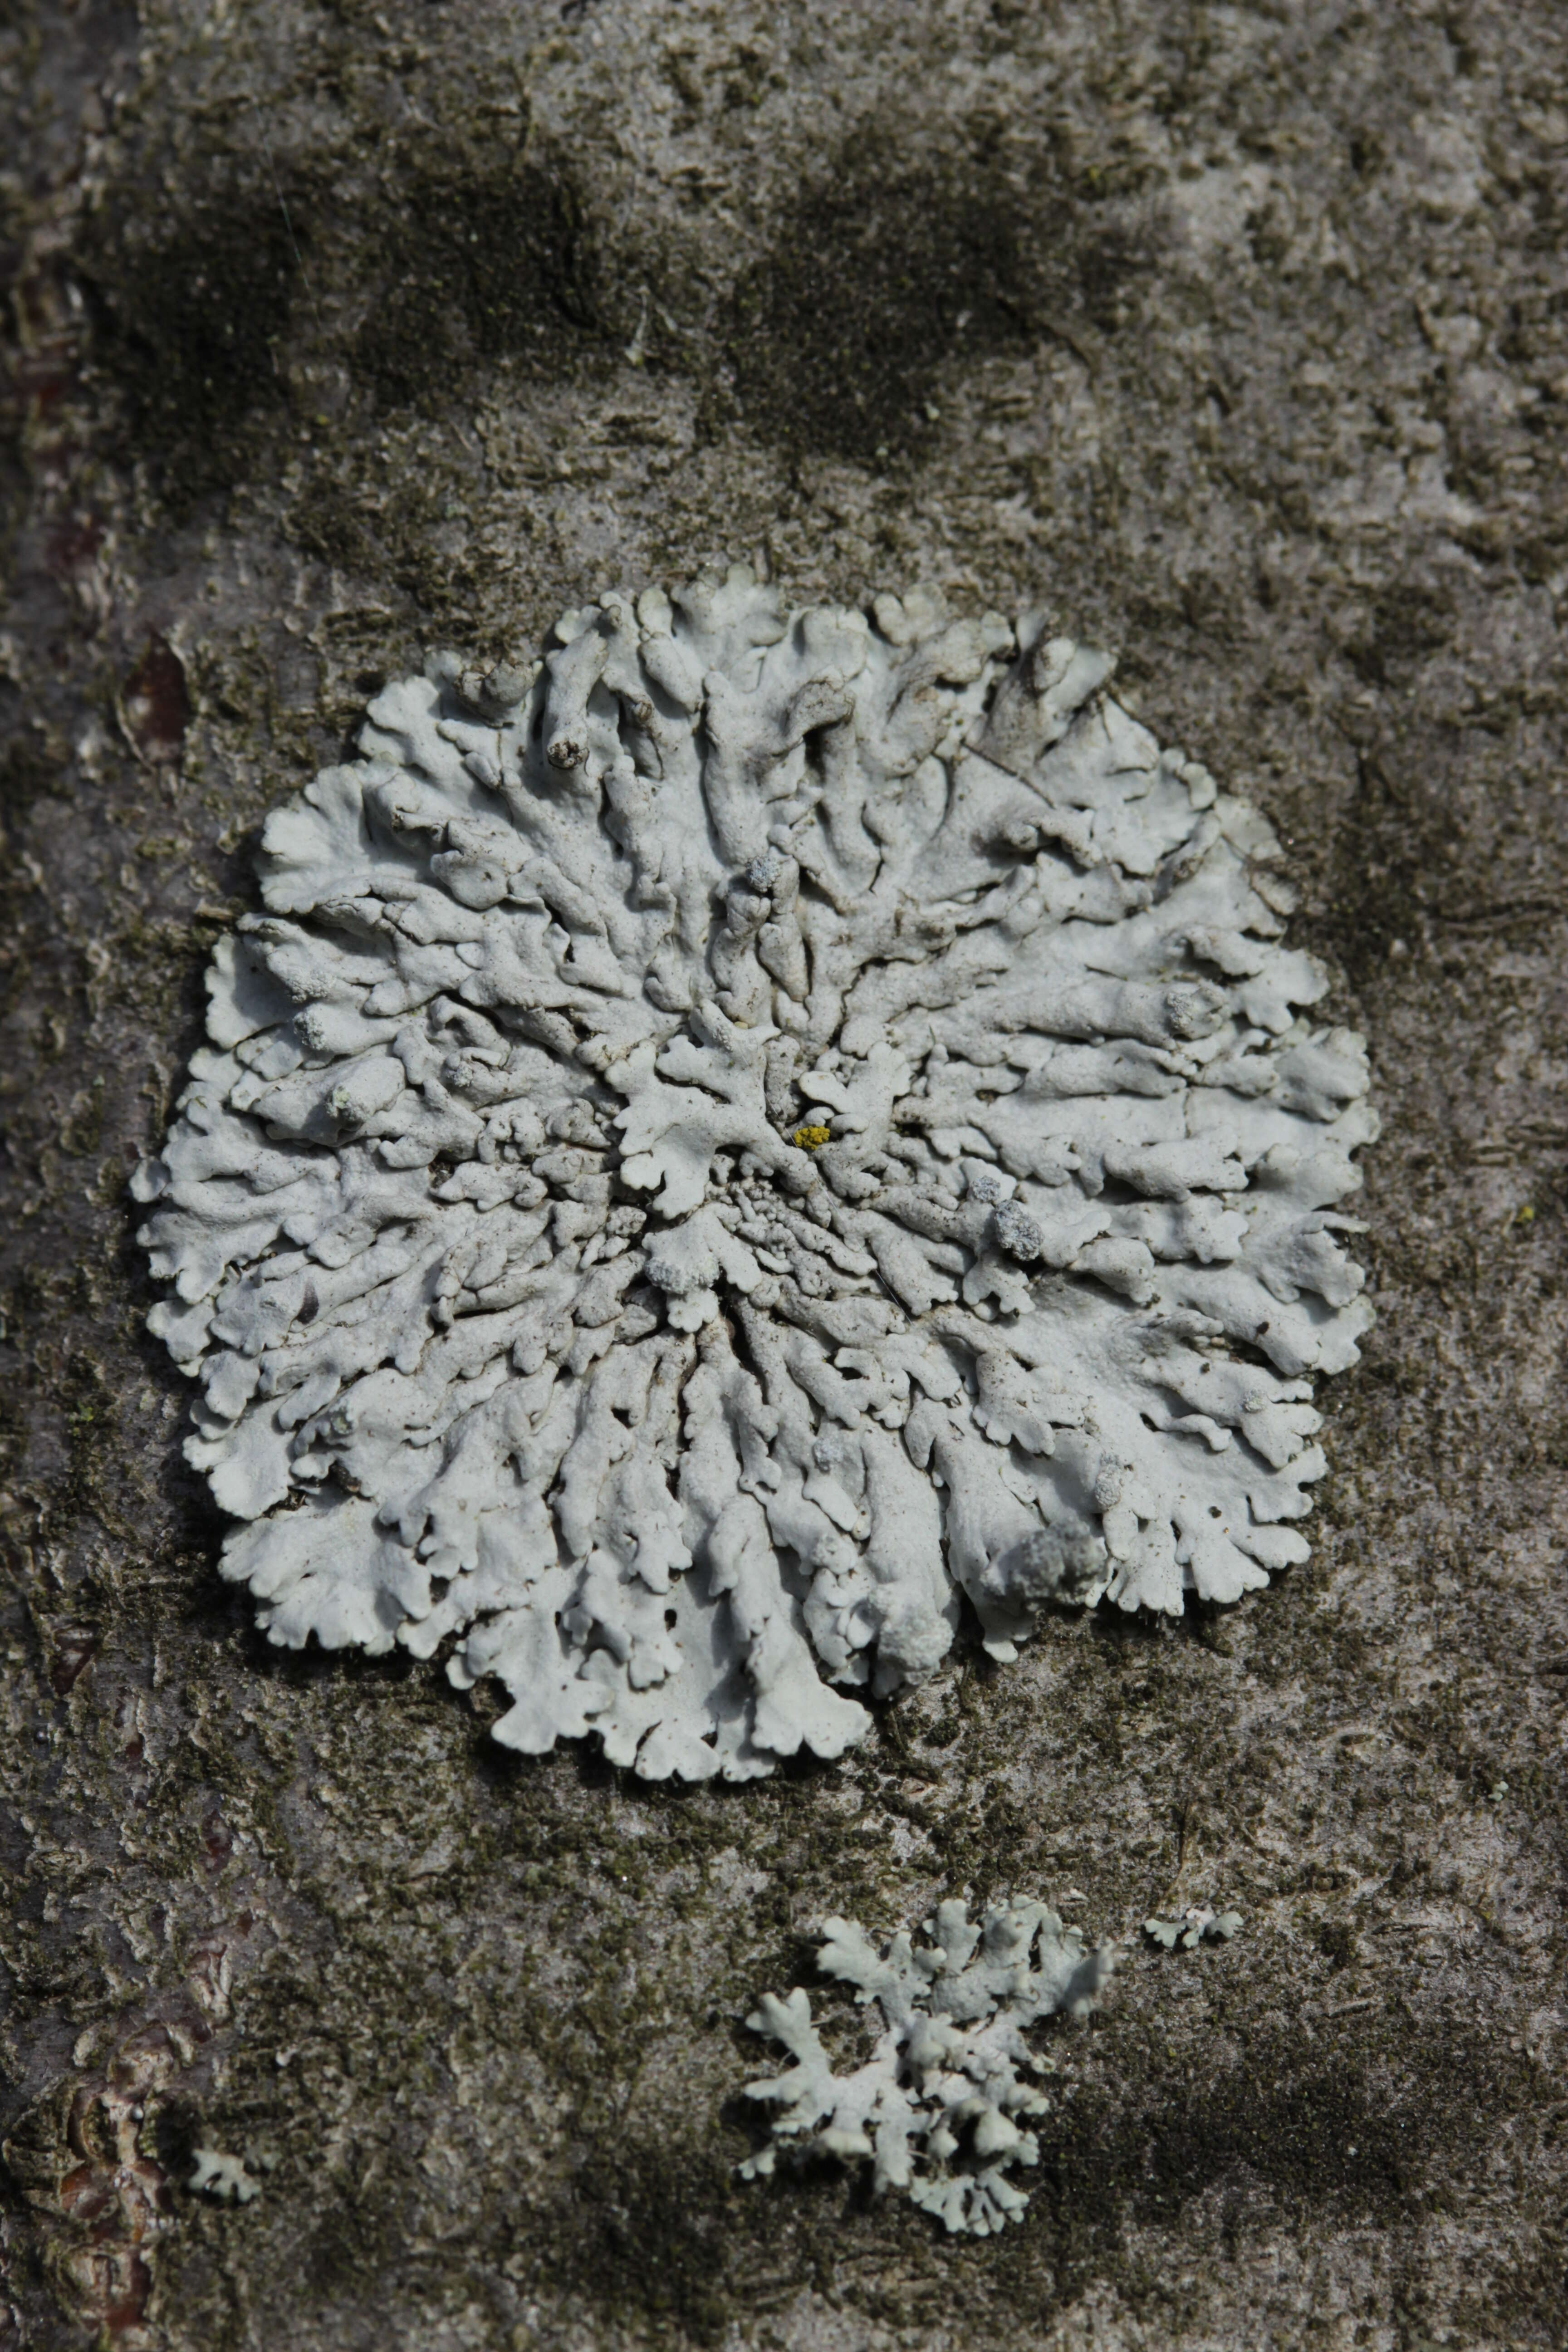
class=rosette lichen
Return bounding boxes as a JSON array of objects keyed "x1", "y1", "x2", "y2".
[
  {"x1": 135, "y1": 568, "x2": 1376, "y2": 1779},
  {"x1": 740, "y1": 1898, "x2": 1115, "y2": 2236}
]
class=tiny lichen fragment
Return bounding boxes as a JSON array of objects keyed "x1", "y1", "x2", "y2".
[
  {"x1": 188, "y1": 2147, "x2": 260, "y2": 2204},
  {"x1": 740, "y1": 1897, "x2": 1115, "y2": 2236},
  {"x1": 135, "y1": 569, "x2": 1378, "y2": 1778},
  {"x1": 1144, "y1": 1905, "x2": 1244, "y2": 1950}
]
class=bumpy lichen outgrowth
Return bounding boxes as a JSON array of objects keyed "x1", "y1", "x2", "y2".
[
  {"x1": 1144, "y1": 1906, "x2": 1244, "y2": 1950},
  {"x1": 741, "y1": 1898, "x2": 1115, "y2": 2236},
  {"x1": 134, "y1": 568, "x2": 1377, "y2": 1779}
]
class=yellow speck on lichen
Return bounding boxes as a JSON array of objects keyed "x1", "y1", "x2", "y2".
[{"x1": 793, "y1": 1124, "x2": 832, "y2": 1151}]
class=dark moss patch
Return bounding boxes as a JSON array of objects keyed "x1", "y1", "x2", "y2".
[
  {"x1": 1315, "y1": 1918, "x2": 1358, "y2": 1970},
  {"x1": 1340, "y1": 578, "x2": 1458, "y2": 688},
  {"x1": 0, "y1": 724, "x2": 65, "y2": 844},
  {"x1": 68, "y1": 139, "x2": 610, "y2": 533},
  {"x1": 1313, "y1": 749, "x2": 1437, "y2": 993},
  {"x1": 1107, "y1": 2052, "x2": 1411, "y2": 2225},
  {"x1": 75, "y1": 186, "x2": 300, "y2": 502},
  {"x1": 480, "y1": 1998, "x2": 1529, "y2": 2340},
  {"x1": 725, "y1": 126, "x2": 1153, "y2": 463},
  {"x1": 350, "y1": 156, "x2": 601, "y2": 411},
  {"x1": 539, "y1": 2141, "x2": 744, "y2": 2347}
]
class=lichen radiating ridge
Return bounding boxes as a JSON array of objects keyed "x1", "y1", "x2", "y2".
[{"x1": 134, "y1": 569, "x2": 1377, "y2": 1779}]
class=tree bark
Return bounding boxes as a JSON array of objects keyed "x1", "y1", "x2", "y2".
[{"x1": 1, "y1": 2, "x2": 1565, "y2": 2346}]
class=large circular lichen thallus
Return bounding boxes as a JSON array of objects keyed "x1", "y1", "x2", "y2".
[{"x1": 132, "y1": 570, "x2": 1377, "y2": 1780}]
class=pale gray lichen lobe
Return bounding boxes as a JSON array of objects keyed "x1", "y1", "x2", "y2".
[
  {"x1": 134, "y1": 569, "x2": 1377, "y2": 1780},
  {"x1": 741, "y1": 1897, "x2": 1116, "y2": 2237}
]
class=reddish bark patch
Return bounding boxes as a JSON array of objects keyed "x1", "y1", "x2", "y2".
[
  {"x1": 201, "y1": 1807, "x2": 233, "y2": 1870},
  {"x1": 46, "y1": 511, "x2": 106, "y2": 583},
  {"x1": 48, "y1": 1623, "x2": 98, "y2": 1696},
  {"x1": 121, "y1": 636, "x2": 190, "y2": 764}
]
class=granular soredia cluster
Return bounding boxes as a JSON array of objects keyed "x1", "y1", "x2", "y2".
[{"x1": 135, "y1": 569, "x2": 1376, "y2": 1779}]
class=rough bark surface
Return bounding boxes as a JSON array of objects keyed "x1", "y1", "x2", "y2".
[{"x1": 0, "y1": 4, "x2": 1565, "y2": 2347}]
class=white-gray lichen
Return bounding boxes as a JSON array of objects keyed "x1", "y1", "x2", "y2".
[
  {"x1": 188, "y1": 2147, "x2": 260, "y2": 2204},
  {"x1": 134, "y1": 569, "x2": 1377, "y2": 1779},
  {"x1": 1144, "y1": 1905, "x2": 1244, "y2": 1949},
  {"x1": 740, "y1": 1898, "x2": 1114, "y2": 2236}
]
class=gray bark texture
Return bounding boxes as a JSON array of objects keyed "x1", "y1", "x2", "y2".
[{"x1": 1, "y1": 1, "x2": 1565, "y2": 2346}]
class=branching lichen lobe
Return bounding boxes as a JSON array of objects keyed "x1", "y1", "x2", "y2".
[{"x1": 742, "y1": 1896, "x2": 1115, "y2": 2237}]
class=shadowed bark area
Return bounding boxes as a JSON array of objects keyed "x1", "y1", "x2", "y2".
[{"x1": 1, "y1": 3, "x2": 1566, "y2": 2348}]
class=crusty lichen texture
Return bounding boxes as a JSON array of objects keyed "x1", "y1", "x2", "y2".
[
  {"x1": 134, "y1": 569, "x2": 1377, "y2": 1781},
  {"x1": 741, "y1": 1897, "x2": 1115, "y2": 2237}
]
